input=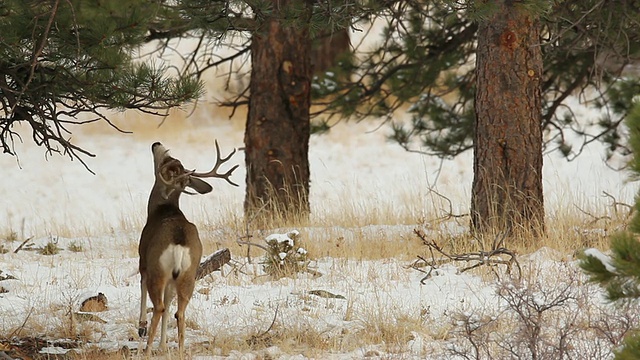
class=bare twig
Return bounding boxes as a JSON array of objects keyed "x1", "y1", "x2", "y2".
[
  {"x1": 411, "y1": 229, "x2": 521, "y2": 284},
  {"x1": 13, "y1": 236, "x2": 34, "y2": 254},
  {"x1": 574, "y1": 205, "x2": 612, "y2": 226},
  {"x1": 237, "y1": 202, "x2": 270, "y2": 264},
  {"x1": 602, "y1": 191, "x2": 634, "y2": 219},
  {"x1": 8, "y1": 306, "x2": 34, "y2": 338},
  {"x1": 422, "y1": 185, "x2": 469, "y2": 224},
  {"x1": 574, "y1": 191, "x2": 633, "y2": 230},
  {"x1": 236, "y1": 240, "x2": 270, "y2": 252},
  {"x1": 247, "y1": 304, "x2": 280, "y2": 346}
]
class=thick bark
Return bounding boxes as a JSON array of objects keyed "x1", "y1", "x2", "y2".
[
  {"x1": 245, "y1": 4, "x2": 312, "y2": 222},
  {"x1": 471, "y1": 1, "x2": 544, "y2": 236}
]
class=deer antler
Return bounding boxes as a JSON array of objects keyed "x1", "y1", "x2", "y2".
[
  {"x1": 191, "y1": 140, "x2": 239, "y2": 187},
  {"x1": 158, "y1": 168, "x2": 194, "y2": 187}
]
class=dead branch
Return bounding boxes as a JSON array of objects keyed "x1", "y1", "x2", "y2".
[
  {"x1": 247, "y1": 303, "x2": 279, "y2": 347},
  {"x1": 602, "y1": 191, "x2": 634, "y2": 219},
  {"x1": 13, "y1": 236, "x2": 33, "y2": 254},
  {"x1": 236, "y1": 239, "x2": 270, "y2": 252},
  {"x1": 411, "y1": 229, "x2": 521, "y2": 284},
  {"x1": 8, "y1": 306, "x2": 33, "y2": 339},
  {"x1": 195, "y1": 248, "x2": 231, "y2": 281}
]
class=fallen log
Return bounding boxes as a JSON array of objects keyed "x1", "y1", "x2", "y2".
[{"x1": 196, "y1": 248, "x2": 231, "y2": 280}]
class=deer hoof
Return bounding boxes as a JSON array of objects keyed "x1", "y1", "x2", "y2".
[{"x1": 138, "y1": 322, "x2": 148, "y2": 337}]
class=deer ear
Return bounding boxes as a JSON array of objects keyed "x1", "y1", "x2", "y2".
[{"x1": 188, "y1": 177, "x2": 213, "y2": 194}]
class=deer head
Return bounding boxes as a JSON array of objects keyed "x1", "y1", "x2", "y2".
[{"x1": 146, "y1": 141, "x2": 238, "y2": 214}]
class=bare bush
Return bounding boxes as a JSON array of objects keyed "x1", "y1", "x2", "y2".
[
  {"x1": 411, "y1": 229, "x2": 520, "y2": 283},
  {"x1": 446, "y1": 264, "x2": 640, "y2": 359}
]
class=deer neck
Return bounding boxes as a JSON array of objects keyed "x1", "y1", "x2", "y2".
[{"x1": 146, "y1": 180, "x2": 183, "y2": 217}]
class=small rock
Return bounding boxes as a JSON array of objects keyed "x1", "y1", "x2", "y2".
[
  {"x1": 80, "y1": 292, "x2": 108, "y2": 312},
  {"x1": 308, "y1": 289, "x2": 346, "y2": 299}
]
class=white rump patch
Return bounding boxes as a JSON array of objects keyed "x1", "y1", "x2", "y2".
[{"x1": 159, "y1": 244, "x2": 192, "y2": 278}]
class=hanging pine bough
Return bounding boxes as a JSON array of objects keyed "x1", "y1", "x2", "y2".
[
  {"x1": 411, "y1": 229, "x2": 521, "y2": 284},
  {"x1": 581, "y1": 102, "x2": 640, "y2": 358},
  {"x1": 0, "y1": 0, "x2": 202, "y2": 171}
]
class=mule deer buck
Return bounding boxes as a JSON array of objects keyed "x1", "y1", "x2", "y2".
[{"x1": 138, "y1": 141, "x2": 238, "y2": 354}]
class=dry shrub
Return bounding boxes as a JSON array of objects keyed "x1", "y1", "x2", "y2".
[
  {"x1": 40, "y1": 239, "x2": 61, "y2": 255},
  {"x1": 261, "y1": 230, "x2": 309, "y2": 278},
  {"x1": 445, "y1": 264, "x2": 640, "y2": 360}
]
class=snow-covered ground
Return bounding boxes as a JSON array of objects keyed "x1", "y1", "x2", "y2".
[{"x1": 0, "y1": 109, "x2": 638, "y2": 359}]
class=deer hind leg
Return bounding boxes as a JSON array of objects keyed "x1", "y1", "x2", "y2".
[
  {"x1": 175, "y1": 278, "x2": 196, "y2": 352},
  {"x1": 159, "y1": 283, "x2": 176, "y2": 350},
  {"x1": 138, "y1": 275, "x2": 148, "y2": 337},
  {"x1": 145, "y1": 279, "x2": 167, "y2": 354}
]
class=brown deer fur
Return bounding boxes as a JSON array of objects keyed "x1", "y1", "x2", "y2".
[{"x1": 138, "y1": 142, "x2": 237, "y2": 354}]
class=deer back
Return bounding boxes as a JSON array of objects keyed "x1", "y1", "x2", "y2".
[{"x1": 139, "y1": 205, "x2": 203, "y2": 279}]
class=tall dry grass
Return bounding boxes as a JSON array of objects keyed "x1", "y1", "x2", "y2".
[{"x1": 189, "y1": 191, "x2": 628, "y2": 269}]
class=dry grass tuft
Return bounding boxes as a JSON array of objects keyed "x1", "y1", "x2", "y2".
[{"x1": 71, "y1": 348, "x2": 130, "y2": 360}]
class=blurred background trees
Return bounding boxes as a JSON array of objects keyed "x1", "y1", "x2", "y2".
[
  {"x1": 317, "y1": 1, "x2": 640, "y2": 163},
  {"x1": 314, "y1": 0, "x2": 640, "y2": 236},
  {"x1": 581, "y1": 101, "x2": 640, "y2": 359},
  {"x1": 4, "y1": 0, "x2": 640, "y2": 235}
]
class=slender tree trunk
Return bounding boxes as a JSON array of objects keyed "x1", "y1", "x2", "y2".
[
  {"x1": 471, "y1": 1, "x2": 544, "y2": 236},
  {"x1": 245, "y1": 3, "x2": 312, "y2": 223}
]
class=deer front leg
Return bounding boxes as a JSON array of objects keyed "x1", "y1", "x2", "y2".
[{"x1": 138, "y1": 277, "x2": 148, "y2": 337}]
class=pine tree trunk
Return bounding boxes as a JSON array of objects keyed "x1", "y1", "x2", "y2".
[
  {"x1": 245, "y1": 4, "x2": 312, "y2": 223},
  {"x1": 471, "y1": 1, "x2": 544, "y2": 236}
]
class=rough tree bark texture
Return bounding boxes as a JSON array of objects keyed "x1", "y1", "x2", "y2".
[
  {"x1": 245, "y1": 3, "x2": 312, "y2": 222},
  {"x1": 472, "y1": 1, "x2": 544, "y2": 236}
]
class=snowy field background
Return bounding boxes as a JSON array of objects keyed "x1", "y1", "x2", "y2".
[
  {"x1": 0, "y1": 102, "x2": 638, "y2": 359},
  {"x1": 0, "y1": 110, "x2": 633, "y2": 238}
]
